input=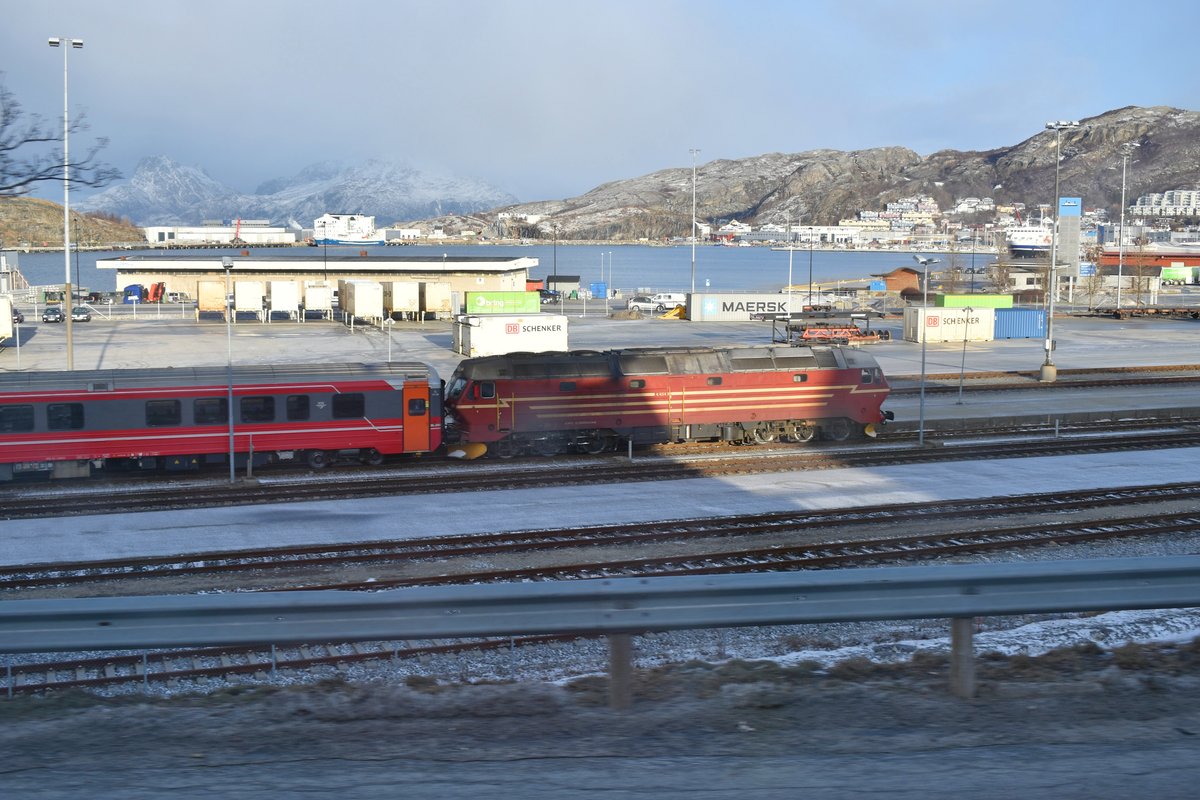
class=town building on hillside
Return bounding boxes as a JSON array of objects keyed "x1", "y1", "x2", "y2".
[{"x1": 1131, "y1": 190, "x2": 1200, "y2": 217}]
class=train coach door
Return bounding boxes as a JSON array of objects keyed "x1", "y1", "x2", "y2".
[{"x1": 403, "y1": 383, "x2": 431, "y2": 452}]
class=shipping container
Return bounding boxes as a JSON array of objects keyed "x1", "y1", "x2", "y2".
[
  {"x1": 197, "y1": 281, "x2": 226, "y2": 312},
  {"x1": 267, "y1": 281, "x2": 300, "y2": 316},
  {"x1": 233, "y1": 281, "x2": 265, "y2": 313},
  {"x1": 420, "y1": 282, "x2": 454, "y2": 318},
  {"x1": 454, "y1": 314, "x2": 569, "y2": 357},
  {"x1": 464, "y1": 291, "x2": 541, "y2": 315},
  {"x1": 993, "y1": 308, "x2": 1047, "y2": 339},
  {"x1": 303, "y1": 281, "x2": 333, "y2": 312},
  {"x1": 936, "y1": 294, "x2": 1013, "y2": 308},
  {"x1": 0, "y1": 296, "x2": 13, "y2": 343},
  {"x1": 902, "y1": 306, "x2": 995, "y2": 342},
  {"x1": 343, "y1": 280, "x2": 384, "y2": 321},
  {"x1": 382, "y1": 281, "x2": 420, "y2": 314},
  {"x1": 687, "y1": 293, "x2": 790, "y2": 321}
]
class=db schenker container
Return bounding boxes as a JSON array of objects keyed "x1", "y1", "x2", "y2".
[
  {"x1": 902, "y1": 306, "x2": 995, "y2": 343},
  {"x1": 454, "y1": 314, "x2": 568, "y2": 357},
  {"x1": 993, "y1": 308, "x2": 1046, "y2": 339}
]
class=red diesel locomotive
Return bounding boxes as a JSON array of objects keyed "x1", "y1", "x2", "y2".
[
  {"x1": 0, "y1": 362, "x2": 441, "y2": 481},
  {"x1": 443, "y1": 344, "x2": 892, "y2": 457}
]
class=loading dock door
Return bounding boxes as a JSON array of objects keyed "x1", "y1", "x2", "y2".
[{"x1": 403, "y1": 383, "x2": 431, "y2": 452}]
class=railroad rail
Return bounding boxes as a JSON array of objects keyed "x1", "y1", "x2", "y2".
[
  {"x1": 4, "y1": 482, "x2": 1199, "y2": 593},
  {"x1": 3, "y1": 424, "x2": 1200, "y2": 521}
]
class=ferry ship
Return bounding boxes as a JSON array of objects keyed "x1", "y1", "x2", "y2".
[
  {"x1": 312, "y1": 213, "x2": 386, "y2": 246},
  {"x1": 1004, "y1": 224, "x2": 1053, "y2": 258}
]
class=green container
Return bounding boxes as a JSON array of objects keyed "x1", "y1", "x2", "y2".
[
  {"x1": 464, "y1": 291, "x2": 541, "y2": 314},
  {"x1": 935, "y1": 294, "x2": 1013, "y2": 309},
  {"x1": 1161, "y1": 266, "x2": 1193, "y2": 282}
]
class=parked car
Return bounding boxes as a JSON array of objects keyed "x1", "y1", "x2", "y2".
[
  {"x1": 538, "y1": 289, "x2": 561, "y2": 304},
  {"x1": 626, "y1": 295, "x2": 660, "y2": 313},
  {"x1": 41, "y1": 307, "x2": 65, "y2": 323},
  {"x1": 71, "y1": 306, "x2": 92, "y2": 322}
]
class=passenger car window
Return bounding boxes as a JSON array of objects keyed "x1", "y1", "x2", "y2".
[
  {"x1": 332, "y1": 393, "x2": 365, "y2": 419},
  {"x1": 0, "y1": 404, "x2": 35, "y2": 432},
  {"x1": 145, "y1": 400, "x2": 181, "y2": 427},
  {"x1": 286, "y1": 395, "x2": 310, "y2": 421},
  {"x1": 408, "y1": 398, "x2": 427, "y2": 416},
  {"x1": 240, "y1": 396, "x2": 275, "y2": 423},
  {"x1": 193, "y1": 398, "x2": 228, "y2": 425},
  {"x1": 47, "y1": 403, "x2": 85, "y2": 430}
]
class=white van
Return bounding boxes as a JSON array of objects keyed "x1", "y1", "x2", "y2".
[{"x1": 651, "y1": 293, "x2": 687, "y2": 309}]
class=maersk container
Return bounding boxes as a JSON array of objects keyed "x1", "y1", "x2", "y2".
[
  {"x1": 454, "y1": 314, "x2": 569, "y2": 357},
  {"x1": 902, "y1": 306, "x2": 995, "y2": 343},
  {"x1": 687, "y1": 293, "x2": 791, "y2": 321},
  {"x1": 993, "y1": 308, "x2": 1046, "y2": 339},
  {"x1": 936, "y1": 294, "x2": 1013, "y2": 309}
]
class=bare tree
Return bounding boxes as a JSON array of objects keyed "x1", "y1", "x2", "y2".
[{"x1": 0, "y1": 74, "x2": 119, "y2": 197}]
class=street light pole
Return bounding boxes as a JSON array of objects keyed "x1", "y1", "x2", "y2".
[
  {"x1": 49, "y1": 36, "x2": 83, "y2": 371},
  {"x1": 1116, "y1": 142, "x2": 1140, "y2": 311},
  {"x1": 690, "y1": 148, "x2": 700, "y2": 294},
  {"x1": 1040, "y1": 120, "x2": 1079, "y2": 383},
  {"x1": 222, "y1": 256, "x2": 235, "y2": 483},
  {"x1": 807, "y1": 226, "x2": 815, "y2": 310},
  {"x1": 914, "y1": 256, "x2": 940, "y2": 446}
]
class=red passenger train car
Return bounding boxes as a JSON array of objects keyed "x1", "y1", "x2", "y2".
[
  {"x1": 0, "y1": 363, "x2": 442, "y2": 481},
  {"x1": 443, "y1": 345, "x2": 891, "y2": 457}
]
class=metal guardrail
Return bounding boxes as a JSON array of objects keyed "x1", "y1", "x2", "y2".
[{"x1": 4, "y1": 556, "x2": 1199, "y2": 703}]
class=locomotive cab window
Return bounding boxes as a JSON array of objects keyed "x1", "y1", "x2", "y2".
[
  {"x1": 629, "y1": 379, "x2": 645, "y2": 389},
  {"x1": 706, "y1": 377, "x2": 722, "y2": 386},
  {"x1": 145, "y1": 400, "x2": 181, "y2": 427},
  {"x1": 47, "y1": 403, "x2": 85, "y2": 430},
  {"x1": 408, "y1": 398, "x2": 427, "y2": 416},
  {"x1": 240, "y1": 396, "x2": 275, "y2": 423},
  {"x1": 861, "y1": 369, "x2": 875, "y2": 384},
  {"x1": 286, "y1": 395, "x2": 310, "y2": 421},
  {"x1": 332, "y1": 393, "x2": 365, "y2": 419},
  {"x1": 477, "y1": 382, "x2": 496, "y2": 399},
  {"x1": 793, "y1": 374, "x2": 808, "y2": 383},
  {"x1": 0, "y1": 404, "x2": 35, "y2": 433},
  {"x1": 193, "y1": 398, "x2": 228, "y2": 425}
]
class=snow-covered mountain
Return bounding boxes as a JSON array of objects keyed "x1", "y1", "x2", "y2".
[{"x1": 76, "y1": 156, "x2": 517, "y2": 227}]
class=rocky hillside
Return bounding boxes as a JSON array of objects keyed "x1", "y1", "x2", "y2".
[
  {"x1": 474, "y1": 105, "x2": 1200, "y2": 241},
  {"x1": 0, "y1": 197, "x2": 143, "y2": 248}
]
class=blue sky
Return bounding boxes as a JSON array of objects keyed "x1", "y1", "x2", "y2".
[{"x1": 3, "y1": 0, "x2": 1197, "y2": 203}]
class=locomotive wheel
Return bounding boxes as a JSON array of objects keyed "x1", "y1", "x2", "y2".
[
  {"x1": 361, "y1": 448, "x2": 384, "y2": 466},
  {"x1": 751, "y1": 426, "x2": 777, "y2": 444},
  {"x1": 788, "y1": 424, "x2": 817, "y2": 443},
  {"x1": 492, "y1": 438, "x2": 519, "y2": 459},
  {"x1": 307, "y1": 450, "x2": 330, "y2": 469},
  {"x1": 534, "y1": 436, "x2": 564, "y2": 457},
  {"x1": 580, "y1": 433, "x2": 613, "y2": 455},
  {"x1": 824, "y1": 418, "x2": 853, "y2": 442}
]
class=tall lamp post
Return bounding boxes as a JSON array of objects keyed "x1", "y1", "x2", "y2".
[
  {"x1": 222, "y1": 256, "x2": 236, "y2": 483},
  {"x1": 808, "y1": 226, "x2": 815, "y2": 310},
  {"x1": 914, "y1": 256, "x2": 940, "y2": 446},
  {"x1": 1116, "y1": 142, "x2": 1140, "y2": 310},
  {"x1": 690, "y1": 148, "x2": 700, "y2": 294},
  {"x1": 49, "y1": 36, "x2": 83, "y2": 371},
  {"x1": 1040, "y1": 120, "x2": 1079, "y2": 383}
]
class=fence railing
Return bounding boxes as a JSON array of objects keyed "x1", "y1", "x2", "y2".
[{"x1": 3, "y1": 556, "x2": 1198, "y2": 706}]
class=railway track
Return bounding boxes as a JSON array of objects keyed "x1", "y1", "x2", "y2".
[
  {"x1": 6, "y1": 482, "x2": 1199, "y2": 593},
  {"x1": 3, "y1": 424, "x2": 1200, "y2": 521},
  {"x1": 9, "y1": 499, "x2": 1200, "y2": 696}
]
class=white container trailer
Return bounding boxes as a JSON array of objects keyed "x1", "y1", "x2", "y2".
[
  {"x1": 234, "y1": 280, "x2": 265, "y2": 315},
  {"x1": 0, "y1": 296, "x2": 13, "y2": 343},
  {"x1": 303, "y1": 281, "x2": 333, "y2": 315},
  {"x1": 382, "y1": 281, "x2": 420, "y2": 317},
  {"x1": 454, "y1": 314, "x2": 569, "y2": 357},
  {"x1": 420, "y1": 281, "x2": 454, "y2": 319},
  {"x1": 197, "y1": 280, "x2": 226, "y2": 313},
  {"x1": 902, "y1": 306, "x2": 995, "y2": 343},
  {"x1": 343, "y1": 280, "x2": 384, "y2": 322},
  {"x1": 267, "y1": 280, "x2": 300, "y2": 320}
]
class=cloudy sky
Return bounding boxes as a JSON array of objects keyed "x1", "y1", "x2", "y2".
[{"x1": 3, "y1": 0, "x2": 1198, "y2": 204}]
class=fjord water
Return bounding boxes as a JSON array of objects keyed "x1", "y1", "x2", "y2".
[{"x1": 10, "y1": 243, "x2": 994, "y2": 295}]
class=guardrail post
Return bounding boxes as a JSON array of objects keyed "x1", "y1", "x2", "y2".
[
  {"x1": 608, "y1": 633, "x2": 634, "y2": 711},
  {"x1": 950, "y1": 617, "x2": 976, "y2": 698}
]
